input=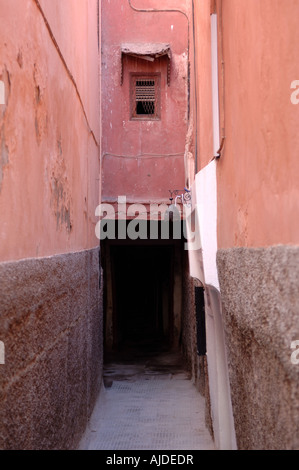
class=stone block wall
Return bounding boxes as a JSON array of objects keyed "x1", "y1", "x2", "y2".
[
  {"x1": 217, "y1": 245, "x2": 299, "y2": 450},
  {"x1": 0, "y1": 247, "x2": 103, "y2": 450}
]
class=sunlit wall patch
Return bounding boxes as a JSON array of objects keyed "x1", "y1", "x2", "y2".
[{"x1": 0, "y1": 80, "x2": 5, "y2": 105}]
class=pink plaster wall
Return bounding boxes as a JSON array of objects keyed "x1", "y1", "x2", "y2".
[
  {"x1": 217, "y1": 0, "x2": 299, "y2": 248},
  {"x1": 191, "y1": 0, "x2": 214, "y2": 172},
  {"x1": 38, "y1": 0, "x2": 101, "y2": 144},
  {"x1": 101, "y1": 0, "x2": 190, "y2": 205},
  {"x1": 0, "y1": 0, "x2": 100, "y2": 262}
]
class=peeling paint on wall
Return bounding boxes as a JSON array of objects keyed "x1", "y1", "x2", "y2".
[
  {"x1": 0, "y1": 125, "x2": 9, "y2": 192},
  {"x1": 50, "y1": 175, "x2": 72, "y2": 232},
  {"x1": 101, "y1": 0, "x2": 188, "y2": 203},
  {"x1": 16, "y1": 49, "x2": 23, "y2": 69},
  {"x1": 33, "y1": 63, "x2": 48, "y2": 144},
  {"x1": 50, "y1": 139, "x2": 72, "y2": 233},
  {"x1": 0, "y1": 68, "x2": 11, "y2": 192}
]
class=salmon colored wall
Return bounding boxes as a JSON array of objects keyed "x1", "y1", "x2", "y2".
[
  {"x1": 217, "y1": 0, "x2": 299, "y2": 248},
  {"x1": 38, "y1": 0, "x2": 100, "y2": 144},
  {"x1": 101, "y1": 0, "x2": 189, "y2": 205},
  {"x1": 192, "y1": 0, "x2": 214, "y2": 173},
  {"x1": 0, "y1": 0, "x2": 100, "y2": 262}
]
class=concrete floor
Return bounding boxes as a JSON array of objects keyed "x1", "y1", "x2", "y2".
[{"x1": 78, "y1": 347, "x2": 215, "y2": 450}]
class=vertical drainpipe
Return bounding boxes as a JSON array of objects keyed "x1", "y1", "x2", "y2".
[
  {"x1": 192, "y1": 0, "x2": 198, "y2": 175},
  {"x1": 98, "y1": 0, "x2": 102, "y2": 206},
  {"x1": 211, "y1": 13, "x2": 220, "y2": 159}
]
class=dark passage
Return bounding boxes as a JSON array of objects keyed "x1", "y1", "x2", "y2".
[{"x1": 110, "y1": 244, "x2": 173, "y2": 353}]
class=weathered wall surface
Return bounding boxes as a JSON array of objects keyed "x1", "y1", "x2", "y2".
[
  {"x1": 0, "y1": 0, "x2": 100, "y2": 262},
  {"x1": 101, "y1": 0, "x2": 189, "y2": 205},
  {"x1": 0, "y1": 248, "x2": 103, "y2": 450},
  {"x1": 217, "y1": 246, "x2": 299, "y2": 450},
  {"x1": 189, "y1": 0, "x2": 299, "y2": 449},
  {"x1": 0, "y1": 0, "x2": 102, "y2": 449},
  {"x1": 217, "y1": 0, "x2": 299, "y2": 249},
  {"x1": 214, "y1": 0, "x2": 299, "y2": 450},
  {"x1": 38, "y1": 0, "x2": 101, "y2": 144},
  {"x1": 190, "y1": 0, "x2": 213, "y2": 174}
]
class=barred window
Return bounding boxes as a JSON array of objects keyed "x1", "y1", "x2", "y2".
[{"x1": 131, "y1": 75, "x2": 160, "y2": 120}]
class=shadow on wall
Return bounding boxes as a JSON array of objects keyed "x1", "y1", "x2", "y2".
[{"x1": 204, "y1": 284, "x2": 237, "y2": 450}]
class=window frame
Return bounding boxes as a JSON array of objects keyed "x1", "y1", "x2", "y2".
[{"x1": 130, "y1": 73, "x2": 161, "y2": 121}]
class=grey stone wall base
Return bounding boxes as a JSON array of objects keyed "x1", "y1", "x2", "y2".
[
  {"x1": 0, "y1": 248, "x2": 103, "y2": 450},
  {"x1": 217, "y1": 245, "x2": 299, "y2": 450}
]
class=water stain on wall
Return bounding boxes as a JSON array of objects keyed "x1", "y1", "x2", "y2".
[
  {"x1": 50, "y1": 138, "x2": 72, "y2": 233},
  {"x1": 0, "y1": 126, "x2": 9, "y2": 192},
  {"x1": 33, "y1": 63, "x2": 48, "y2": 145}
]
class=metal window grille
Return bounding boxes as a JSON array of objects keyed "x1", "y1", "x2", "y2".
[
  {"x1": 131, "y1": 76, "x2": 160, "y2": 119},
  {"x1": 135, "y1": 80, "x2": 155, "y2": 115}
]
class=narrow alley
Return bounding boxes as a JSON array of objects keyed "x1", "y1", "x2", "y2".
[
  {"x1": 79, "y1": 348, "x2": 215, "y2": 450},
  {"x1": 0, "y1": 0, "x2": 299, "y2": 452}
]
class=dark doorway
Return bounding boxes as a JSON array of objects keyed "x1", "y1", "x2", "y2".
[{"x1": 110, "y1": 244, "x2": 173, "y2": 353}]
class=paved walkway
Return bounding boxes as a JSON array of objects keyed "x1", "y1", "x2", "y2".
[{"x1": 78, "y1": 349, "x2": 215, "y2": 450}]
